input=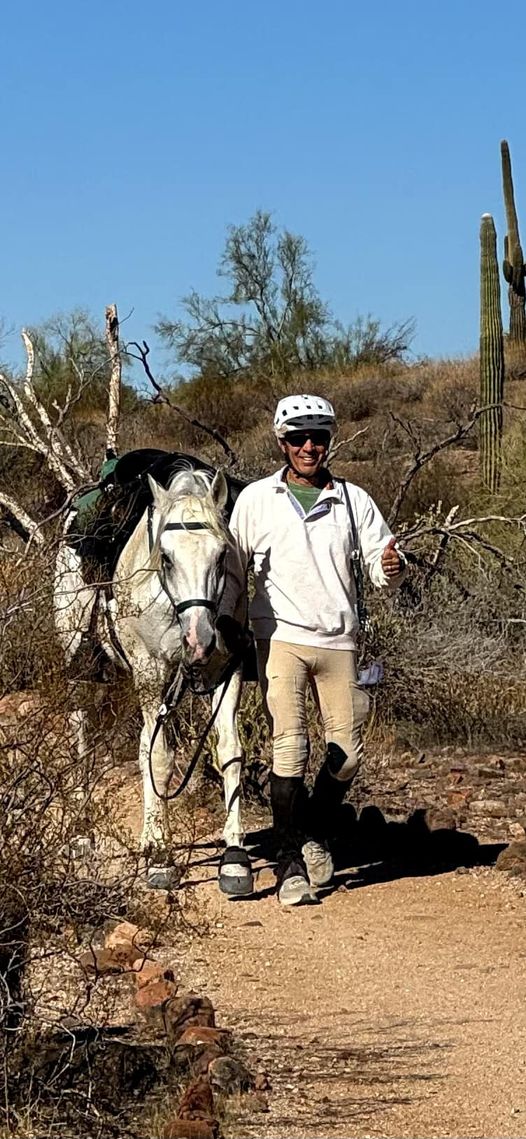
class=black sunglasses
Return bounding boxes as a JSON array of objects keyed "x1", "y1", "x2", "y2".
[{"x1": 284, "y1": 429, "x2": 330, "y2": 448}]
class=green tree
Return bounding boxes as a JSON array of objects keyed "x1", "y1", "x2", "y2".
[
  {"x1": 157, "y1": 211, "x2": 412, "y2": 380},
  {"x1": 29, "y1": 309, "x2": 131, "y2": 415}
]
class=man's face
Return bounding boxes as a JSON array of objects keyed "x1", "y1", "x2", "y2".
[{"x1": 279, "y1": 428, "x2": 330, "y2": 478}]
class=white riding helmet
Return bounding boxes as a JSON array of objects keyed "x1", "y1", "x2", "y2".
[{"x1": 273, "y1": 394, "x2": 336, "y2": 439}]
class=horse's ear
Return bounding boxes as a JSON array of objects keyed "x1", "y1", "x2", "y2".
[
  {"x1": 209, "y1": 469, "x2": 228, "y2": 511},
  {"x1": 147, "y1": 474, "x2": 170, "y2": 512}
]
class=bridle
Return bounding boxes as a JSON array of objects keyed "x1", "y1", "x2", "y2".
[{"x1": 147, "y1": 503, "x2": 220, "y2": 620}]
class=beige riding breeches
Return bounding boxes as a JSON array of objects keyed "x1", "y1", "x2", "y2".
[{"x1": 256, "y1": 639, "x2": 371, "y2": 780}]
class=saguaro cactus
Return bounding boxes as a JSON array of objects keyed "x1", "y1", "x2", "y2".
[
  {"x1": 500, "y1": 139, "x2": 526, "y2": 342},
  {"x1": 479, "y1": 213, "x2": 504, "y2": 492}
]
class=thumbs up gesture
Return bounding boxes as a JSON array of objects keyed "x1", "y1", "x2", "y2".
[{"x1": 381, "y1": 536, "x2": 402, "y2": 577}]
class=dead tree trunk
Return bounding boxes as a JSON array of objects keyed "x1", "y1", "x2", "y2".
[{"x1": 105, "y1": 303, "x2": 121, "y2": 459}]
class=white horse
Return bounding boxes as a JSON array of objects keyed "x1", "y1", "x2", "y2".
[{"x1": 54, "y1": 466, "x2": 253, "y2": 896}]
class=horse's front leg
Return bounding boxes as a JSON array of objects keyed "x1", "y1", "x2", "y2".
[
  {"x1": 213, "y1": 668, "x2": 253, "y2": 898},
  {"x1": 138, "y1": 700, "x2": 177, "y2": 888}
]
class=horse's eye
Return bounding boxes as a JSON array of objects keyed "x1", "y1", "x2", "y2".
[{"x1": 161, "y1": 551, "x2": 171, "y2": 569}]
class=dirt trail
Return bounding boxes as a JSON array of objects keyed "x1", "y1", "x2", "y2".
[{"x1": 179, "y1": 829, "x2": 526, "y2": 1139}]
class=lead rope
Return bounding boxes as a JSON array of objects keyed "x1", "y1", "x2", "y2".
[
  {"x1": 337, "y1": 478, "x2": 369, "y2": 640},
  {"x1": 147, "y1": 652, "x2": 241, "y2": 802}
]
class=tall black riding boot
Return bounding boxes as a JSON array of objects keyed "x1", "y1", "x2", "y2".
[
  {"x1": 308, "y1": 743, "x2": 354, "y2": 843},
  {"x1": 270, "y1": 773, "x2": 316, "y2": 906}
]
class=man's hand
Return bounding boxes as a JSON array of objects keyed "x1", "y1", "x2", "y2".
[
  {"x1": 216, "y1": 614, "x2": 253, "y2": 658},
  {"x1": 381, "y1": 537, "x2": 402, "y2": 578}
]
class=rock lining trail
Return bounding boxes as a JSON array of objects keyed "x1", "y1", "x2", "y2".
[{"x1": 178, "y1": 815, "x2": 526, "y2": 1139}]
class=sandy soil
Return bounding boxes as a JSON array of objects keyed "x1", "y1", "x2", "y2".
[{"x1": 177, "y1": 826, "x2": 526, "y2": 1139}]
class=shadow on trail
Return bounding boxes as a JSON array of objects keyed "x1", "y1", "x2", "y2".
[
  {"x1": 244, "y1": 803, "x2": 506, "y2": 897},
  {"x1": 230, "y1": 1010, "x2": 453, "y2": 1137},
  {"x1": 182, "y1": 803, "x2": 505, "y2": 897}
]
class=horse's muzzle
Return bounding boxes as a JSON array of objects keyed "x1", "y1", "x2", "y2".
[{"x1": 182, "y1": 631, "x2": 217, "y2": 667}]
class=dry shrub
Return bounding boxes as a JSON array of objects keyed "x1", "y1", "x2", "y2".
[
  {"x1": 418, "y1": 357, "x2": 478, "y2": 423},
  {"x1": 363, "y1": 553, "x2": 526, "y2": 749},
  {"x1": 174, "y1": 371, "x2": 276, "y2": 436},
  {"x1": 0, "y1": 546, "x2": 206, "y2": 1138}
]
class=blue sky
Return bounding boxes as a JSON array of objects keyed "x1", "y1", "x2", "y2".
[{"x1": 2, "y1": 0, "x2": 525, "y2": 378}]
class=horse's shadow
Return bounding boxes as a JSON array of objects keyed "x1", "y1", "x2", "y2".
[{"x1": 186, "y1": 803, "x2": 506, "y2": 900}]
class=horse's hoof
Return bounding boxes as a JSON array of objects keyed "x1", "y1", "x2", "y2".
[
  {"x1": 219, "y1": 846, "x2": 254, "y2": 898},
  {"x1": 147, "y1": 865, "x2": 180, "y2": 890}
]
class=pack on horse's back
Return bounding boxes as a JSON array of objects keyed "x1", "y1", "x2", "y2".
[{"x1": 70, "y1": 448, "x2": 247, "y2": 581}]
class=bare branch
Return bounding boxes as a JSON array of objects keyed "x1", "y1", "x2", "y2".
[
  {"x1": 0, "y1": 492, "x2": 44, "y2": 546},
  {"x1": 448, "y1": 512, "x2": 526, "y2": 532},
  {"x1": 105, "y1": 303, "x2": 121, "y2": 457},
  {"x1": 388, "y1": 403, "x2": 512, "y2": 528},
  {"x1": 21, "y1": 330, "x2": 90, "y2": 486},
  {"x1": 423, "y1": 504, "x2": 460, "y2": 586},
  {"x1": 329, "y1": 427, "x2": 369, "y2": 463},
  {"x1": 0, "y1": 370, "x2": 44, "y2": 453},
  {"x1": 126, "y1": 340, "x2": 238, "y2": 467}
]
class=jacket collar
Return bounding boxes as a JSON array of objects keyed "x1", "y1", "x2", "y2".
[{"x1": 272, "y1": 466, "x2": 344, "y2": 504}]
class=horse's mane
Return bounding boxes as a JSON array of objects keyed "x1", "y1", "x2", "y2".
[{"x1": 148, "y1": 469, "x2": 231, "y2": 571}]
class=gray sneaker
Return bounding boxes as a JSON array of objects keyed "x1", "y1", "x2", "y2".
[
  {"x1": 302, "y1": 840, "x2": 334, "y2": 888},
  {"x1": 276, "y1": 859, "x2": 318, "y2": 906}
]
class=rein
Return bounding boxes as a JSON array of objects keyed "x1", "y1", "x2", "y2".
[{"x1": 147, "y1": 651, "x2": 241, "y2": 802}]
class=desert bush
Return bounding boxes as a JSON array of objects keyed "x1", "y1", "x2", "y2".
[
  {"x1": 0, "y1": 544, "x2": 208, "y2": 1138},
  {"x1": 361, "y1": 531, "x2": 526, "y2": 749}
]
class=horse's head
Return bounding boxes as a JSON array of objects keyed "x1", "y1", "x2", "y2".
[{"x1": 147, "y1": 469, "x2": 230, "y2": 674}]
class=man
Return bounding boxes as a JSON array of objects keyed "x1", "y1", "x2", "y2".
[{"x1": 219, "y1": 394, "x2": 406, "y2": 906}]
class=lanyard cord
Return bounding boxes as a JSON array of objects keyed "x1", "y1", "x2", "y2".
[{"x1": 336, "y1": 478, "x2": 368, "y2": 634}]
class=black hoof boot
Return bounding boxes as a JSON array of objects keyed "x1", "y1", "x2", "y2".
[{"x1": 219, "y1": 845, "x2": 254, "y2": 897}]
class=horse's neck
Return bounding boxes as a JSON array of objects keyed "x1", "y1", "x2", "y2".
[{"x1": 114, "y1": 505, "x2": 151, "y2": 580}]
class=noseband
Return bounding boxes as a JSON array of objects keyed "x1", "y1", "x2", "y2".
[{"x1": 148, "y1": 505, "x2": 219, "y2": 618}]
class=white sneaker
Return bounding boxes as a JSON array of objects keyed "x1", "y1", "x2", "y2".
[
  {"x1": 276, "y1": 858, "x2": 318, "y2": 906},
  {"x1": 302, "y1": 840, "x2": 334, "y2": 888}
]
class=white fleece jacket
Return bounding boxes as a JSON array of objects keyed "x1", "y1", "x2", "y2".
[{"x1": 221, "y1": 467, "x2": 405, "y2": 650}]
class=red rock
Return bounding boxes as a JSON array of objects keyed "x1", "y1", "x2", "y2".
[
  {"x1": 190, "y1": 1045, "x2": 225, "y2": 1077},
  {"x1": 78, "y1": 943, "x2": 139, "y2": 975},
  {"x1": 163, "y1": 1120, "x2": 218, "y2": 1139},
  {"x1": 105, "y1": 920, "x2": 154, "y2": 952},
  {"x1": 424, "y1": 806, "x2": 457, "y2": 831},
  {"x1": 135, "y1": 977, "x2": 178, "y2": 1011},
  {"x1": 177, "y1": 1077, "x2": 215, "y2": 1120},
  {"x1": 176, "y1": 1026, "x2": 230, "y2": 1049},
  {"x1": 496, "y1": 840, "x2": 526, "y2": 875},
  {"x1": 446, "y1": 789, "x2": 472, "y2": 808},
  {"x1": 133, "y1": 961, "x2": 177, "y2": 990},
  {"x1": 164, "y1": 994, "x2": 215, "y2": 1041}
]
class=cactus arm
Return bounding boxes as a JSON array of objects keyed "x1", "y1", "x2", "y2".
[{"x1": 500, "y1": 139, "x2": 526, "y2": 340}]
